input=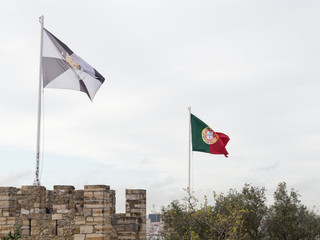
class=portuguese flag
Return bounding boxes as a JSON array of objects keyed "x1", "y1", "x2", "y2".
[{"x1": 191, "y1": 114, "x2": 229, "y2": 157}]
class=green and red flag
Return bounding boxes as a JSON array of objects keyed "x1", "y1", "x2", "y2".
[{"x1": 191, "y1": 114, "x2": 229, "y2": 157}]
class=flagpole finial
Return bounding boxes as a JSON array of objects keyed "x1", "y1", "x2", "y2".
[{"x1": 39, "y1": 15, "x2": 44, "y2": 24}]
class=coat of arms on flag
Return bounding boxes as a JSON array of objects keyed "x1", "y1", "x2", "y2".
[
  {"x1": 42, "y1": 28, "x2": 105, "y2": 100},
  {"x1": 191, "y1": 114, "x2": 230, "y2": 157}
]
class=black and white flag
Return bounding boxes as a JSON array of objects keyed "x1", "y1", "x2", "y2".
[{"x1": 42, "y1": 28, "x2": 105, "y2": 100}]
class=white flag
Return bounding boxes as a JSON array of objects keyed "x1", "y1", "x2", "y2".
[{"x1": 42, "y1": 28, "x2": 105, "y2": 100}]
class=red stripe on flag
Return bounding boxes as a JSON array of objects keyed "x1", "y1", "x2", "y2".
[{"x1": 209, "y1": 132, "x2": 229, "y2": 157}]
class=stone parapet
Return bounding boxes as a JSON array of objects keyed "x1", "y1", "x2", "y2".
[
  {"x1": 125, "y1": 190, "x2": 146, "y2": 239},
  {"x1": 0, "y1": 185, "x2": 146, "y2": 240}
]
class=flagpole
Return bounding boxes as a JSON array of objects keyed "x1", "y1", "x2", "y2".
[
  {"x1": 34, "y1": 15, "x2": 44, "y2": 186},
  {"x1": 188, "y1": 106, "x2": 192, "y2": 193}
]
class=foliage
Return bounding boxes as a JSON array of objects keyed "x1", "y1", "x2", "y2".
[
  {"x1": 161, "y1": 189, "x2": 247, "y2": 240},
  {"x1": 161, "y1": 182, "x2": 320, "y2": 240},
  {"x1": 2, "y1": 224, "x2": 21, "y2": 240},
  {"x1": 213, "y1": 184, "x2": 267, "y2": 240},
  {"x1": 265, "y1": 182, "x2": 320, "y2": 240}
]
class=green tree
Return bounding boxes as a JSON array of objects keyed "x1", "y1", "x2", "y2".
[
  {"x1": 161, "y1": 189, "x2": 247, "y2": 240},
  {"x1": 160, "y1": 183, "x2": 320, "y2": 240},
  {"x1": 212, "y1": 191, "x2": 247, "y2": 240},
  {"x1": 265, "y1": 182, "x2": 320, "y2": 240},
  {"x1": 214, "y1": 184, "x2": 267, "y2": 240},
  {"x1": 161, "y1": 200, "x2": 190, "y2": 240},
  {"x1": 238, "y1": 184, "x2": 268, "y2": 239}
]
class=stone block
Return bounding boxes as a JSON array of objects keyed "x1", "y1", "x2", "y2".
[
  {"x1": 104, "y1": 225, "x2": 113, "y2": 233},
  {"x1": 31, "y1": 226, "x2": 41, "y2": 235},
  {"x1": 34, "y1": 208, "x2": 41, "y2": 214},
  {"x1": 34, "y1": 203, "x2": 41, "y2": 208},
  {"x1": 0, "y1": 200, "x2": 10, "y2": 209},
  {"x1": 2, "y1": 211, "x2": 9, "y2": 217},
  {"x1": 84, "y1": 191, "x2": 94, "y2": 199},
  {"x1": 54, "y1": 185, "x2": 75, "y2": 191},
  {"x1": 80, "y1": 225, "x2": 93, "y2": 233},
  {"x1": 0, "y1": 217, "x2": 6, "y2": 224},
  {"x1": 86, "y1": 216, "x2": 94, "y2": 222},
  {"x1": 92, "y1": 209, "x2": 104, "y2": 216},
  {"x1": 0, "y1": 225, "x2": 13, "y2": 234},
  {"x1": 74, "y1": 227, "x2": 80, "y2": 234},
  {"x1": 58, "y1": 227, "x2": 64, "y2": 236},
  {"x1": 85, "y1": 204, "x2": 105, "y2": 209},
  {"x1": 21, "y1": 209, "x2": 29, "y2": 215},
  {"x1": 22, "y1": 220, "x2": 29, "y2": 226},
  {"x1": 53, "y1": 204, "x2": 67, "y2": 210},
  {"x1": 84, "y1": 210, "x2": 92, "y2": 217},
  {"x1": 75, "y1": 216, "x2": 85, "y2": 225},
  {"x1": 31, "y1": 219, "x2": 37, "y2": 226},
  {"x1": 74, "y1": 234, "x2": 85, "y2": 240},
  {"x1": 21, "y1": 229, "x2": 29, "y2": 236},
  {"x1": 84, "y1": 185, "x2": 110, "y2": 191},
  {"x1": 0, "y1": 196, "x2": 10, "y2": 201},
  {"x1": 93, "y1": 216, "x2": 104, "y2": 224},
  {"x1": 57, "y1": 209, "x2": 72, "y2": 214},
  {"x1": 85, "y1": 233, "x2": 106, "y2": 239},
  {"x1": 6, "y1": 217, "x2": 15, "y2": 225},
  {"x1": 52, "y1": 214, "x2": 63, "y2": 220},
  {"x1": 93, "y1": 191, "x2": 105, "y2": 198}
]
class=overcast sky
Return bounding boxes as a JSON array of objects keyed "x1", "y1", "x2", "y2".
[{"x1": 0, "y1": 0, "x2": 319, "y2": 213}]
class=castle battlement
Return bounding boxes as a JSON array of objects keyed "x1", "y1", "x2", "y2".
[{"x1": 0, "y1": 185, "x2": 146, "y2": 240}]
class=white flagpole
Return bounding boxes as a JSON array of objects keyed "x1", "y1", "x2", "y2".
[
  {"x1": 188, "y1": 106, "x2": 192, "y2": 192},
  {"x1": 34, "y1": 15, "x2": 44, "y2": 186}
]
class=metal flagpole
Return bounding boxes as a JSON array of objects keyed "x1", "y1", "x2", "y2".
[
  {"x1": 188, "y1": 106, "x2": 192, "y2": 193},
  {"x1": 34, "y1": 15, "x2": 44, "y2": 186}
]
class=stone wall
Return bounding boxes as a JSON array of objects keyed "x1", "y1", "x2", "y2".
[{"x1": 0, "y1": 185, "x2": 146, "y2": 240}]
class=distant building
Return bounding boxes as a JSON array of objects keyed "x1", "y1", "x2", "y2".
[
  {"x1": 146, "y1": 222, "x2": 163, "y2": 240},
  {"x1": 148, "y1": 214, "x2": 160, "y2": 222},
  {"x1": 147, "y1": 214, "x2": 162, "y2": 240}
]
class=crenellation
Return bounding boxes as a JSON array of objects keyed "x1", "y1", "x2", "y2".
[
  {"x1": 125, "y1": 189, "x2": 146, "y2": 240},
  {"x1": 0, "y1": 185, "x2": 146, "y2": 240}
]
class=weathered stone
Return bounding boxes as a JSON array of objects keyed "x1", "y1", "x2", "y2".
[
  {"x1": 74, "y1": 234, "x2": 85, "y2": 240},
  {"x1": 85, "y1": 233, "x2": 105, "y2": 240},
  {"x1": 93, "y1": 216, "x2": 104, "y2": 224},
  {"x1": 80, "y1": 225, "x2": 93, "y2": 233},
  {"x1": 0, "y1": 218, "x2": 6, "y2": 224},
  {"x1": 2, "y1": 211, "x2": 9, "y2": 217},
  {"x1": 92, "y1": 209, "x2": 104, "y2": 216},
  {"x1": 0, "y1": 185, "x2": 146, "y2": 239},
  {"x1": 53, "y1": 204, "x2": 67, "y2": 210},
  {"x1": 75, "y1": 216, "x2": 85, "y2": 225},
  {"x1": 6, "y1": 217, "x2": 15, "y2": 225},
  {"x1": 34, "y1": 203, "x2": 40, "y2": 208},
  {"x1": 86, "y1": 216, "x2": 94, "y2": 222},
  {"x1": 21, "y1": 209, "x2": 29, "y2": 215},
  {"x1": 52, "y1": 214, "x2": 62, "y2": 220},
  {"x1": 57, "y1": 227, "x2": 64, "y2": 236}
]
